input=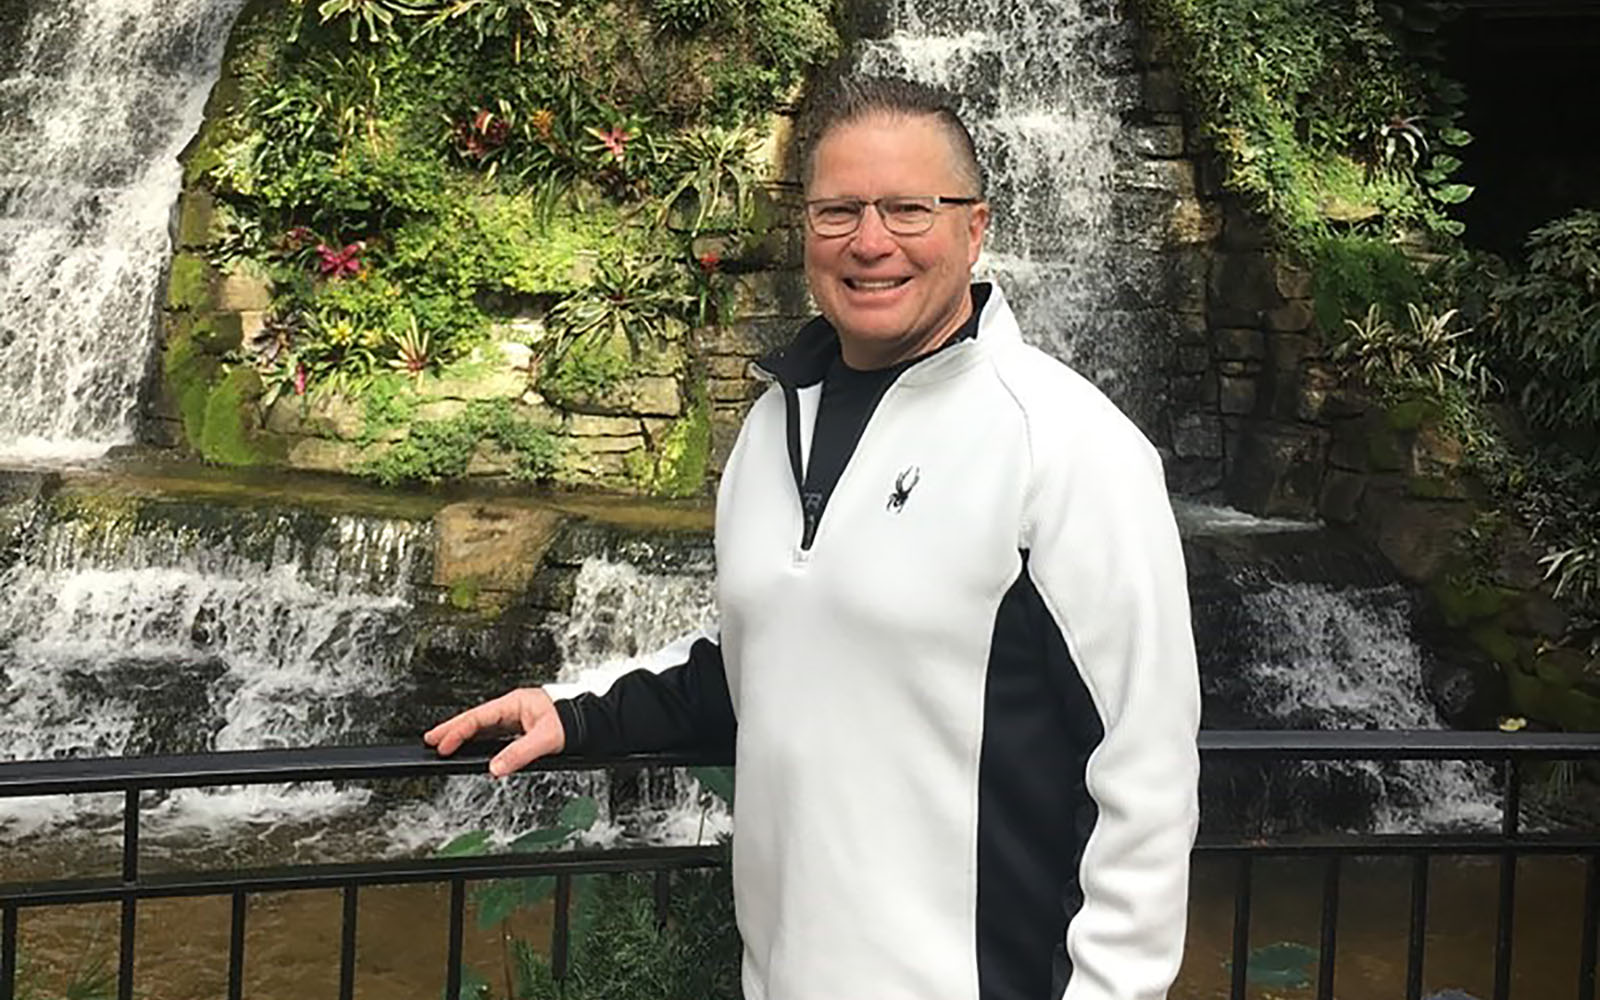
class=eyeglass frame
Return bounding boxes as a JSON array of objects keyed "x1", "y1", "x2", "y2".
[{"x1": 803, "y1": 195, "x2": 984, "y2": 237}]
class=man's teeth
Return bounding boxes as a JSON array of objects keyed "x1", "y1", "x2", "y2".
[{"x1": 849, "y1": 278, "x2": 907, "y2": 290}]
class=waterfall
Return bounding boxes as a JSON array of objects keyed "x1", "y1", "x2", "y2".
[
  {"x1": 855, "y1": 0, "x2": 1172, "y2": 430},
  {"x1": 387, "y1": 555, "x2": 728, "y2": 856},
  {"x1": 0, "y1": 504, "x2": 432, "y2": 848},
  {"x1": 1185, "y1": 507, "x2": 1501, "y2": 834},
  {"x1": 0, "y1": 0, "x2": 248, "y2": 461}
]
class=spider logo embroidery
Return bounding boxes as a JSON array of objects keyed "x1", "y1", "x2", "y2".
[{"x1": 887, "y1": 466, "x2": 921, "y2": 512}]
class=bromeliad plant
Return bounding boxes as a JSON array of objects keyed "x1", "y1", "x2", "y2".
[
  {"x1": 543, "y1": 254, "x2": 696, "y2": 363},
  {"x1": 657, "y1": 124, "x2": 760, "y2": 237}
]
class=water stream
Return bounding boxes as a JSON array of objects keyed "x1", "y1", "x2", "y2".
[
  {"x1": 856, "y1": 0, "x2": 1173, "y2": 431},
  {"x1": 0, "y1": 0, "x2": 248, "y2": 461}
]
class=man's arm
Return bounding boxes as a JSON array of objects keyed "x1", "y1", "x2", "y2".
[
  {"x1": 1028, "y1": 419, "x2": 1200, "y2": 1000},
  {"x1": 548, "y1": 632, "x2": 736, "y2": 756},
  {"x1": 425, "y1": 632, "x2": 736, "y2": 775}
]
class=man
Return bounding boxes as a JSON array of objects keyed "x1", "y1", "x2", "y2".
[{"x1": 426, "y1": 76, "x2": 1200, "y2": 1000}]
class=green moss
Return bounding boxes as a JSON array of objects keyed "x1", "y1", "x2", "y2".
[
  {"x1": 164, "y1": 325, "x2": 221, "y2": 448},
  {"x1": 1468, "y1": 623, "x2": 1520, "y2": 668},
  {"x1": 630, "y1": 399, "x2": 711, "y2": 498},
  {"x1": 197, "y1": 367, "x2": 279, "y2": 467},
  {"x1": 1431, "y1": 573, "x2": 1508, "y2": 627},
  {"x1": 541, "y1": 334, "x2": 631, "y2": 405},
  {"x1": 358, "y1": 399, "x2": 560, "y2": 485},
  {"x1": 166, "y1": 254, "x2": 215, "y2": 312},
  {"x1": 1385, "y1": 398, "x2": 1437, "y2": 431},
  {"x1": 1506, "y1": 667, "x2": 1546, "y2": 721},
  {"x1": 1551, "y1": 689, "x2": 1600, "y2": 731},
  {"x1": 1311, "y1": 234, "x2": 1425, "y2": 334},
  {"x1": 448, "y1": 575, "x2": 483, "y2": 611}
]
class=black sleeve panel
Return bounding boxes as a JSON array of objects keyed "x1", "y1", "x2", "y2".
[{"x1": 553, "y1": 637, "x2": 736, "y2": 756}]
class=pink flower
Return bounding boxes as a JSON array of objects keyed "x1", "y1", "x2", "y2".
[
  {"x1": 293, "y1": 363, "x2": 307, "y2": 396},
  {"x1": 316, "y1": 241, "x2": 365, "y2": 279},
  {"x1": 597, "y1": 125, "x2": 628, "y2": 162}
]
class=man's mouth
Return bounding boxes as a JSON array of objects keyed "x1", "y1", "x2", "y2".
[{"x1": 844, "y1": 277, "x2": 910, "y2": 291}]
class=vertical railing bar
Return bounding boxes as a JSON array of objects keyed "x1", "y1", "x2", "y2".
[
  {"x1": 118, "y1": 787, "x2": 139, "y2": 1000},
  {"x1": 339, "y1": 884, "x2": 359, "y2": 1000},
  {"x1": 1406, "y1": 854, "x2": 1430, "y2": 1000},
  {"x1": 226, "y1": 891, "x2": 247, "y2": 1000},
  {"x1": 552, "y1": 874, "x2": 572, "y2": 984},
  {"x1": 1579, "y1": 853, "x2": 1599, "y2": 1000},
  {"x1": 654, "y1": 870, "x2": 671, "y2": 928},
  {"x1": 2, "y1": 904, "x2": 18, "y2": 1000},
  {"x1": 1316, "y1": 854, "x2": 1341, "y2": 1000},
  {"x1": 445, "y1": 878, "x2": 465, "y2": 1000},
  {"x1": 1493, "y1": 759, "x2": 1520, "y2": 1000},
  {"x1": 1230, "y1": 856, "x2": 1252, "y2": 1000}
]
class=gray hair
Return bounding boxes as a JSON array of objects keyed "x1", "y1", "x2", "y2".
[{"x1": 801, "y1": 76, "x2": 986, "y2": 198}]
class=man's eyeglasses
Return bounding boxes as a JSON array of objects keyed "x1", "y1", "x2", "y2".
[{"x1": 804, "y1": 195, "x2": 983, "y2": 237}]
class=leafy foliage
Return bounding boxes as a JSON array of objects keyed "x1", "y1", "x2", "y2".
[
  {"x1": 1132, "y1": 0, "x2": 1472, "y2": 246},
  {"x1": 1488, "y1": 210, "x2": 1600, "y2": 439},
  {"x1": 359, "y1": 399, "x2": 559, "y2": 484}
]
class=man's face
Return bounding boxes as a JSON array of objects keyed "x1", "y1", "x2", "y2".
[{"x1": 803, "y1": 114, "x2": 989, "y2": 369}]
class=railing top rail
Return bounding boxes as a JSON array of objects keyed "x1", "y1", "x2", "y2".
[{"x1": 2, "y1": 730, "x2": 1598, "y2": 798}]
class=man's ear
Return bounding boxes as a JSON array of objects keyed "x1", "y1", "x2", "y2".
[{"x1": 966, "y1": 201, "x2": 990, "y2": 265}]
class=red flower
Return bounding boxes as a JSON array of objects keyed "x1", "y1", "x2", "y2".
[
  {"x1": 597, "y1": 125, "x2": 629, "y2": 162},
  {"x1": 316, "y1": 241, "x2": 365, "y2": 279},
  {"x1": 697, "y1": 251, "x2": 721, "y2": 273},
  {"x1": 284, "y1": 226, "x2": 315, "y2": 250},
  {"x1": 293, "y1": 363, "x2": 308, "y2": 396}
]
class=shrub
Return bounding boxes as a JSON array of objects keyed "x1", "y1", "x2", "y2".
[{"x1": 1490, "y1": 209, "x2": 1600, "y2": 440}]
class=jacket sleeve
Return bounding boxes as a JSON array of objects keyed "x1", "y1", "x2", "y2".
[
  {"x1": 1026, "y1": 417, "x2": 1200, "y2": 1000},
  {"x1": 544, "y1": 631, "x2": 736, "y2": 756}
]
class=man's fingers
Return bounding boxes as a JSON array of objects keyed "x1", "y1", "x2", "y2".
[
  {"x1": 489, "y1": 726, "x2": 560, "y2": 778},
  {"x1": 426, "y1": 694, "x2": 516, "y2": 755}
]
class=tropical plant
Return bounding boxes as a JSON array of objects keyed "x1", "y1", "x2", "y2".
[
  {"x1": 420, "y1": 0, "x2": 562, "y2": 60},
  {"x1": 544, "y1": 254, "x2": 695, "y2": 361},
  {"x1": 657, "y1": 125, "x2": 760, "y2": 236},
  {"x1": 1489, "y1": 209, "x2": 1600, "y2": 438},
  {"x1": 1335, "y1": 302, "x2": 1495, "y2": 398},
  {"x1": 317, "y1": 0, "x2": 425, "y2": 43},
  {"x1": 387, "y1": 314, "x2": 435, "y2": 380}
]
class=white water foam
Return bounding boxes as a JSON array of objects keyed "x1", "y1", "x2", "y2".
[
  {"x1": 390, "y1": 556, "x2": 728, "y2": 856},
  {"x1": 0, "y1": 512, "x2": 431, "y2": 845},
  {"x1": 0, "y1": 0, "x2": 250, "y2": 460},
  {"x1": 1237, "y1": 582, "x2": 1500, "y2": 833}
]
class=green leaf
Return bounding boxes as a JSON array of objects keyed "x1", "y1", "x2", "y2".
[
  {"x1": 691, "y1": 766, "x2": 736, "y2": 805},
  {"x1": 436, "y1": 830, "x2": 491, "y2": 857},
  {"x1": 475, "y1": 876, "x2": 556, "y2": 929},
  {"x1": 1432, "y1": 183, "x2": 1475, "y2": 205},
  {"x1": 559, "y1": 795, "x2": 600, "y2": 831},
  {"x1": 1439, "y1": 126, "x2": 1473, "y2": 147}
]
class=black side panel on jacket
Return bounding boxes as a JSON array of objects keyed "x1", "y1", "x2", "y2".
[
  {"x1": 555, "y1": 638, "x2": 736, "y2": 755},
  {"x1": 977, "y1": 555, "x2": 1106, "y2": 1000}
]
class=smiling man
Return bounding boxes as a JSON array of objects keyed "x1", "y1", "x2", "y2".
[{"x1": 426, "y1": 77, "x2": 1200, "y2": 1000}]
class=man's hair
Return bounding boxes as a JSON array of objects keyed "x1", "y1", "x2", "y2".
[{"x1": 801, "y1": 76, "x2": 986, "y2": 198}]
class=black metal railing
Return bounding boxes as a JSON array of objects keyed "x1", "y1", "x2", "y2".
[{"x1": 2, "y1": 730, "x2": 1598, "y2": 1000}]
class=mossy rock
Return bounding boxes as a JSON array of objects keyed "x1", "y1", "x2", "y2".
[
  {"x1": 1385, "y1": 398, "x2": 1438, "y2": 432},
  {"x1": 1431, "y1": 574, "x2": 1509, "y2": 627},
  {"x1": 197, "y1": 367, "x2": 283, "y2": 468},
  {"x1": 1506, "y1": 667, "x2": 1547, "y2": 721},
  {"x1": 628, "y1": 400, "x2": 711, "y2": 498},
  {"x1": 1549, "y1": 688, "x2": 1600, "y2": 732},
  {"x1": 1467, "y1": 622, "x2": 1520, "y2": 668},
  {"x1": 166, "y1": 254, "x2": 216, "y2": 312}
]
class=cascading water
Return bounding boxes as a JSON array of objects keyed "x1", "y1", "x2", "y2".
[
  {"x1": 856, "y1": 0, "x2": 1172, "y2": 430},
  {"x1": 1182, "y1": 505, "x2": 1500, "y2": 834},
  {"x1": 0, "y1": 501, "x2": 432, "y2": 855},
  {"x1": 0, "y1": 0, "x2": 248, "y2": 461},
  {"x1": 389, "y1": 555, "x2": 728, "y2": 855}
]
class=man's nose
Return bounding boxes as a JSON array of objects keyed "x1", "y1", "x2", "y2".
[{"x1": 849, "y1": 203, "x2": 897, "y2": 257}]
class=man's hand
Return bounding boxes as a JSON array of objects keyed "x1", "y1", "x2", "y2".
[{"x1": 424, "y1": 688, "x2": 567, "y2": 778}]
